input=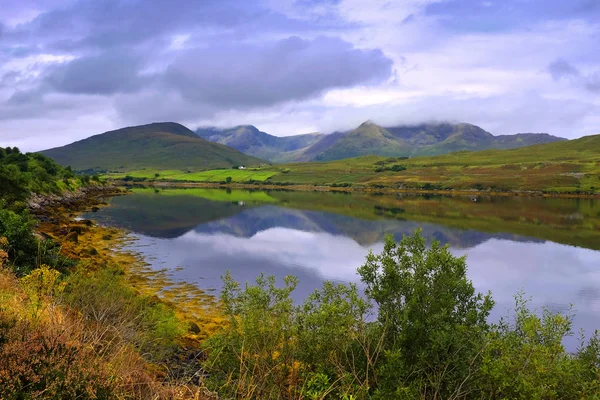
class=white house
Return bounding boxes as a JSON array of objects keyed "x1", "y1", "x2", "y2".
[{"x1": 238, "y1": 165, "x2": 246, "y2": 170}]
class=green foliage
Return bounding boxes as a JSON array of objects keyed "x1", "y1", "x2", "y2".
[
  {"x1": 358, "y1": 231, "x2": 494, "y2": 398},
  {"x1": 476, "y1": 294, "x2": 600, "y2": 399},
  {"x1": 0, "y1": 147, "x2": 77, "y2": 211},
  {"x1": 203, "y1": 230, "x2": 600, "y2": 399},
  {"x1": 205, "y1": 274, "x2": 372, "y2": 399},
  {"x1": 0, "y1": 208, "x2": 38, "y2": 274},
  {"x1": 205, "y1": 273, "x2": 300, "y2": 398},
  {"x1": 0, "y1": 208, "x2": 71, "y2": 276}
]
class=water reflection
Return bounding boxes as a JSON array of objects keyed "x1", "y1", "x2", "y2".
[{"x1": 89, "y1": 189, "x2": 600, "y2": 346}]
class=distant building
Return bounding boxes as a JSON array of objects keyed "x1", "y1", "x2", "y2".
[{"x1": 238, "y1": 165, "x2": 246, "y2": 170}]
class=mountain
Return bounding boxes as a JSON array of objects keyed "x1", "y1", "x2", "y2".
[
  {"x1": 197, "y1": 122, "x2": 566, "y2": 163},
  {"x1": 195, "y1": 125, "x2": 323, "y2": 163},
  {"x1": 298, "y1": 122, "x2": 567, "y2": 162},
  {"x1": 42, "y1": 122, "x2": 264, "y2": 172}
]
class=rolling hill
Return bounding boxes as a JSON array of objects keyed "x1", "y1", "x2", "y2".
[
  {"x1": 267, "y1": 132, "x2": 600, "y2": 193},
  {"x1": 196, "y1": 121, "x2": 566, "y2": 162},
  {"x1": 42, "y1": 122, "x2": 264, "y2": 172}
]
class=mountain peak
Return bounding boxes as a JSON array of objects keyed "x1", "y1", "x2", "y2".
[
  {"x1": 359, "y1": 120, "x2": 378, "y2": 127},
  {"x1": 42, "y1": 122, "x2": 263, "y2": 171}
]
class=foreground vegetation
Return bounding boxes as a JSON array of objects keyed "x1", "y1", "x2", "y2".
[
  {"x1": 102, "y1": 133, "x2": 600, "y2": 195},
  {"x1": 2, "y1": 146, "x2": 600, "y2": 398},
  {"x1": 204, "y1": 232, "x2": 600, "y2": 399},
  {"x1": 0, "y1": 148, "x2": 216, "y2": 398}
]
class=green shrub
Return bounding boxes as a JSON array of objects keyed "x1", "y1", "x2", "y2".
[
  {"x1": 203, "y1": 230, "x2": 600, "y2": 399},
  {"x1": 358, "y1": 231, "x2": 494, "y2": 399}
]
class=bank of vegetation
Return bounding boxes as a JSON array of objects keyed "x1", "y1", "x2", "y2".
[
  {"x1": 1, "y1": 146, "x2": 600, "y2": 399},
  {"x1": 0, "y1": 147, "x2": 214, "y2": 399}
]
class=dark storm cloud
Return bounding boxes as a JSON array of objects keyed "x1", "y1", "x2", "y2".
[
  {"x1": 163, "y1": 36, "x2": 393, "y2": 107},
  {"x1": 2, "y1": 0, "x2": 382, "y2": 115},
  {"x1": 44, "y1": 50, "x2": 147, "y2": 94},
  {"x1": 4, "y1": 0, "x2": 326, "y2": 53},
  {"x1": 547, "y1": 58, "x2": 600, "y2": 94},
  {"x1": 15, "y1": 34, "x2": 392, "y2": 110}
]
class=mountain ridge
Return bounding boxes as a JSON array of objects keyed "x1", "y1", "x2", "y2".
[
  {"x1": 196, "y1": 125, "x2": 323, "y2": 162},
  {"x1": 196, "y1": 121, "x2": 567, "y2": 162}
]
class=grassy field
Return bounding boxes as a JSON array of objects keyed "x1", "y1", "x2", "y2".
[
  {"x1": 131, "y1": 187, "x2": 277, "y2": 202},
  {"x1": 105, "y1": 134, "x2": 600, "y2": 195},
  {"x1": 104, "y1": 168, "x2": 277, "y2": 182}
]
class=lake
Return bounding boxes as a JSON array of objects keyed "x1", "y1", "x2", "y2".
[{"x1": 88, "y1": 187, "x2": 600, "y2": 347}]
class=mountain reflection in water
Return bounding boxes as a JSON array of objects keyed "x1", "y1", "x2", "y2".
[{"x1": 89, "y1": 188, "x2": 600, "y2": 347}]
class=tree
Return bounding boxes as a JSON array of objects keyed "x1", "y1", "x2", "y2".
[
  {"x1": 225, "y1": 176, "x2": 232, "y2": 183},
  {"x1": 358, "y1": 230, "x2": 494, "y2": 399}
]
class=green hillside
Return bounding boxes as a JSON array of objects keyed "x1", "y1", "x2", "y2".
[
  {"x1": 196, "y1": 121, "x2": 565, "y2": 162},
  {"x1": 42, "y1": 122, "x2": 264, "y2": 172},
  {"x1": 195, "y1": 125, "x2": 323, "y2": 163},
  {"x1": 270, "y1": 133, "x2": 600, "y2": 193},
  {"x1": 104, "y1": 133, "x2": 600, "y2": 195}
]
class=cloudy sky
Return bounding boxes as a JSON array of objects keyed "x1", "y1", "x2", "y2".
[{"x1": 1, "y1": 0, "x2": 599, "y2": 151}]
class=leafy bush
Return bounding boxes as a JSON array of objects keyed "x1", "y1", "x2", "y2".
[
  {"x1": 0, "y1": 208, "x2": 71, "y2": 275},
  {"x1": 205, "y1": 274, "x2": 372, "y2": 399},
  {"x1": 203, "y1": 231, "x2": 600, "y2": 399},
  {"x1": 358, "y1": 231, "x2": 494, "y2": 398},
  {"x1": 476, "y1": 294, "x2": 600, "y2": 399}
]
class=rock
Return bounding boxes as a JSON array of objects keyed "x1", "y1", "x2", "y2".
[
  {"x1": 188, "y1": 322, "x2": 201, "y2": 334},
  {"x1": 65, "y1": 231, "x2": 79, "y2": 243},
  {"x1": 70, "y1": 225, "x2": 89, "y2": 234},
  {"x1": 83, "y1": 247, "x2": 99, "y2": 256}
]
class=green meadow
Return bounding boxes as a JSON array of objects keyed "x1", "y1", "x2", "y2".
[
  {"x1": 104, "y1": 168, "x2": 277, "y2": 182},
  {"x1": 131, "y1": 187, "x2": 277, "y2": 203},
  {"x1": 104, "y1": 134, "x2": 600, "y2": 195}
]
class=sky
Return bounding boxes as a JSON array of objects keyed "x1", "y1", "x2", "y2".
[{"x1": 1, "y1": 0, "x2": 599, "y2": 151}]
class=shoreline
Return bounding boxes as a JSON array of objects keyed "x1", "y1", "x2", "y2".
[
  {"x1": 115, "y1": 180, "x2": 600, "y2": 199},
  {"x1": 31, "y1": 185, "x2": 224, "y2": 341}
]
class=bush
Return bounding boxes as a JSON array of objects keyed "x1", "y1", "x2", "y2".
[
  {"x1": 204, "y1": 274, "x2": 372, "y2": 399},
  {"x1": 476, "y1": 294, "x2": 600, "y2": 399},
  {"x1": 0, "y1": 208, "x2": 70, "y2": 275},
  {"x1": 0, "y1": 312, "x2": 115, "y2": 399},
  {"x1": 358, "y1": 231, "x2": 494, "y2": 398},
  {"x1": 389, "y1": 164, "x2": 406, "y2": 172},
  {"x1": 201, "y1": 230, "x2": 600, "y2": 399}
]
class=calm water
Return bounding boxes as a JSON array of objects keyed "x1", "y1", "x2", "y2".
[{"x1": 88, "y1": 188, "x2": 600, "y2": 346}]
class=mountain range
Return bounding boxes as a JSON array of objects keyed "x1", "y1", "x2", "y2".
[
  {"x1": 41, "y1": 120, "x2": 568, "y2": 172},
  {"x1": 197, "y1": 121, "x2": 566, "y2": 162},
  {"x1": 42, "y1": 122, "x2": 263, "y2": 172}
]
